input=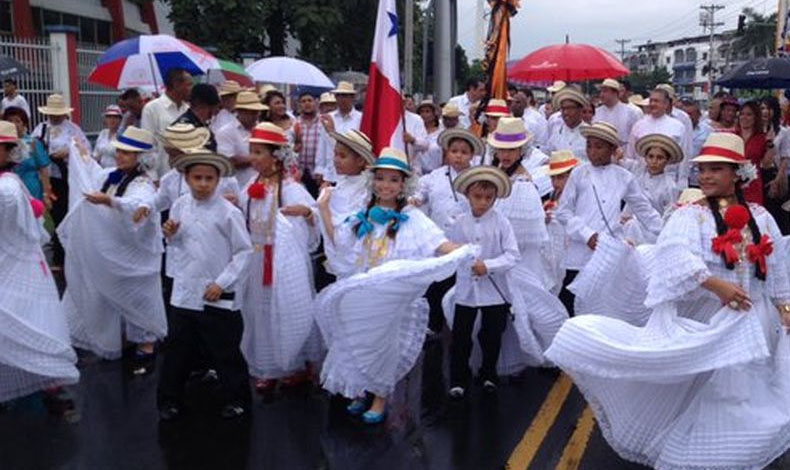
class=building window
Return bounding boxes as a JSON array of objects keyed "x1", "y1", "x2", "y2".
[
  {"x1": 702, "y1": 52, "x2": 708, "y2": 61},
  {"x1": 28, "y1": 7, "x2": 112, "y2": 45},
  {"x1": 686, "y1": 48, "x2": 696, "y2": 63},
  {"x1": 666, "y1": 57, "x2": 671, "y2": 65},
  {"x1": 0, "y1": 0, "x2": 12, "y2": 35},
  {"x1": 674, "y1": 49, "x2": 685, "y2": 63},
  {"x1": 96, "y1": 20, "x2": 111, "y2": 45}
]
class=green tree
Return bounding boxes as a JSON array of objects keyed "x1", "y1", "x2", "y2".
[
  {"x1": 629, "y1": 67, "x2": 672, "y2": 95},
  {"x1": 732, "y1": 8, "x2": 777, "y2": 59}
]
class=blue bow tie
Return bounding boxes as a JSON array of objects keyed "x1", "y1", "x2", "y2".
[{"x1": 353, "y1": 206, "x2": 409, "y2": 239}]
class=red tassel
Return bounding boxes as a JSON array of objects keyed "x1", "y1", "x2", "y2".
[
  {"x1": 263, "y1": 244, "x2": 273, "y2": 286},
  {"x1": 712, "y1": 229, "x2": 742, "y2": 265},
  {"x1": 747, "y1": 235, "x2": 773, "y2": 276}
]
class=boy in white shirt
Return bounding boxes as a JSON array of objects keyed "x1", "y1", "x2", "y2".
[
  {"x1": 157, "y1": 149, "x2": 253, "y2": 421},
  {"x1": 447, "y1": 166, "x2": 520, "y2": 398},
  {"x1": 555, "y1": 122, "x2": 662, "y2": 316}
]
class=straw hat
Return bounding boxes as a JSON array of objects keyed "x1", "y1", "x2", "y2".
[
  {"x1": 597, "y1": 78, "x2": 621, "y2": 91},
  {"x1": 416, "y1": 99, "x2": 438, "y2": 114},
  {"x1": 103, "y1": 104, "x2": 123, "y2": 117},
  {"x1": 442, "y1": 102, "x2": 462, "y2": 118},
  {"x1": 372, "y1": 147, "x2": 411, "y2": 175},
  {"x1": 438, "y1": 127, "x2": 484, "y2": 156},
  {"x1": 580, "y1": 122, "x2": 619, "y2": 147},
  {"x1": 330, "y1": 129, "x2": 375, "y2": 165},
  {"x1": 691, "y1": 132, "x2": 748, "y2": 164},
  {"x1": 0, "y1": 120, "x2": 19, "y2": 145},
  {"x1": 552, "y1": 87, "x2": 590, "y2": 110},
  {"x1": 257, "y1": 84, "x2": 277, "y2": 99},
  {"x1": 112, "y1": 126, "x2": 155, "y2": 153},
  {"x1": 332, "y1": 81, "x2": 357, "y2": 95},
  {"x1": 546, "y1": 150, "x2": 580, "y2": 176},
  {"x1": 487, "y1": 117, "x2": 532, "y2": 149},
  {"x1": 453, "y1": 165, "x2": 512, "y2": 199},
  {"x1": 163, "y1": 123, "x2": 210, "y2": 151},
  {"x1": 547, "y1": 80, "x2": 567, "y2": 93},
  {"x1": 655, "y1": 83, "x2": 676, "y2": 99},
  {"x1": 249, "y1": 122, "x2": 288, "y2": 146},
  {"x1": 629, "y1": 94, "x2": 649, "y2": 107},
  {"x1": 218, "y1": 80, "x2": 243, "y2": 96},
  {"x1": 484, "y1": 99, "x2": 511, "y2": 117},
  {"x1": 676, "y1": 188, "x2": 705, "y2": 206},
  {"x1": 173, "y1": 148, "x2": 234, "y2": 177},
  {"x1": 319, "y1": 92, "x2": 337, "y2": 104},
  {"x1": 38, "y1": 94, "x2": 73, "y2": 115},
  {"x1": 235, "y1": 91, "x2": 267, "y2": 111},
  {"x1": 636, "y1": 133, "x2": 683, "y2": 165}
]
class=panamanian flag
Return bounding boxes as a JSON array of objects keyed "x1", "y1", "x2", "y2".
[{"x1": 361, "y1": 0, "x2": 404, "y2": 155}]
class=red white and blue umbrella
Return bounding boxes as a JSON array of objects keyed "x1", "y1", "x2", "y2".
[{"x1": 88, "y1": 34, "x2": 219, "y2": 90}]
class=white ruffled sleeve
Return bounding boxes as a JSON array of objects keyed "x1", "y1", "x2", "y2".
[
  {"x1": 111, "y1": 176, "x2": 156, "y2": 220},
  {"x1": 282, "y1": 180, "x2": 320, "y2": 252},
  {"x1": 325, "y1": 216, "x2": 361, "y2": 278},
  {"x1": 643, "y1": 205, "x2": 711, "y2": 308},
  {"x1": 396, "y1": 207, "x2": 448, "y2": 258}
]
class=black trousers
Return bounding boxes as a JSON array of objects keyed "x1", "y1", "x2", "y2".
[
  {"x1": 49, "y1": 176, "x2": 68, "y2": 266},
  {"x1": 157, "y1": 306, "x2": 250, "y2": 409},
  {"x1": 558, "y1": 270, "x2": 579, "y2": 317},
  {"x1": 449, "y1": 303, "x2": 509, "y2": 387},
  {"x1": 301, "y1": 168, "x2": 320, "y2": 199},
  {"x1": 424, "y1": 274, "x2": 456, "y2": 333}
]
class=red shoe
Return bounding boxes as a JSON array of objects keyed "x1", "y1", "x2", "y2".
[{"x1": 279, "y1": 370, "x2": 312, "y2": 388}]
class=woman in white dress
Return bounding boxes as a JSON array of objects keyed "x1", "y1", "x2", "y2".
[
  {"x1": 59, "y1": 126, "x2": 167, "y2": 372},
  {"x1": 316, "y1": 147, "x2": 469, "y2": 424},
  {"x1": 92, "y1": 104, "x2": 123, "y2": 168},
  {"x1": 0, "y1": 120, "x2": 79, "y2": 404},
  {"x1": 546, "y1": 133, "x2": 790, "y2": 470},
  {"x1": 239, "y1": 123, "x2": 321, "y2": 395}
]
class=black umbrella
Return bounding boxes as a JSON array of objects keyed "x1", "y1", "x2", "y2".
[
  {"x1": 0, "y1": 56, "x2": 30, "y2": 79},
  {"x1": 716, "y1": 56, "x2": 790, "y2": 89}
]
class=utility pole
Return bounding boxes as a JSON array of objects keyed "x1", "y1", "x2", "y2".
[
  {"x1": 404, "y1": 0, "x2": 414, "y2": 93},
  {"x1": 614, "y1": 39, "x2": 631, "y2": 61},
  {"x1": 700, "y1": 4, "x2": 724, "y2": 97}
]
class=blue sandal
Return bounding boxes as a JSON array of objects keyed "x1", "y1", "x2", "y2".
[
  {"x1": 346, "y1": 399, "x2": 367, "y2": 416},
  {"x1": 361, "y1": 409, "x2": 387, "y2": 424}
]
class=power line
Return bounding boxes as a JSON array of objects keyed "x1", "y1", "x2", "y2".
[
  {"x1": 614, "y1": 39, "x2": 632, "y2": 60},
  {"x1": 700, "y1": 3, "x2": 725, "y2": 93}
]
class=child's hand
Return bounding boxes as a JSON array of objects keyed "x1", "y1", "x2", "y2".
[
  {"x1": 281, "y1": 204, "x2": 312, "y2": 218},
  {"x1": 162, "y1": 219, "x2": 180, "y2": 238},
  {"x1": 317, "y1": 186, "x2": 333, "y2": 210},
  {"x1": 223, "y1": 193, "x2": 239, "y2": 206},
  {"x1": 587, "y1": 233, "x2": 599, "y2": 250},
  {"x1": 84, "y1": 192, "x2": 112, "y2": 206},
  {"x1": 133, "y1": 206, "x2": 150, "y2": 223},
  {"x1": 203, "y1": 283, "x2": 223, "y2": 302},
  {"x1": 472, "y1": 260, "x2": 487, "y2": 276}
]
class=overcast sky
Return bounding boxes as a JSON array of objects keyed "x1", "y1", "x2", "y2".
[{"x1": 456, "y1": 0, "x2": 777, "y2": 61}]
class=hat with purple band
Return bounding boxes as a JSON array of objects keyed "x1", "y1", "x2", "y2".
[{"x1": 487, "y1": 117, "x2": 533, "y2": 149}]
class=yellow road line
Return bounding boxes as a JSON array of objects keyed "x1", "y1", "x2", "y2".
[
  {"x1": 505, "y1": 373, "x2": 574, "y2": 470},
  {"x1": 554, "y1": 406, "x2": 596, "y2": 470}
]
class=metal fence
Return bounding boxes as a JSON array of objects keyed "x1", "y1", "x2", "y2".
[
  {"x1": 0, "y1": 35, "x2": 56, "y2": 130},
  {"x1": 77, "y1": 43, "x2": 116, "y2": 137}
]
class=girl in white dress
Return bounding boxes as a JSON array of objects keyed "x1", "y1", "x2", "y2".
[
  {"x1": 58, "y1": 126, "x2": 167, "y2": 371},
  {"x1": 316, "y1": 147, "x2": 468, "y2": 424},
  {"x1": 239, "y1": 122, "x2": 321, "y2": 395},
  {"x1": 546, "y1": 133, "x2": 790, "y2": 470},
  {"x1": 0, "y1": 120, "x2": 79, "y2": 404}
]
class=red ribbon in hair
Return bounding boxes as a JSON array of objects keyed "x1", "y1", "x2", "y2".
[
  {"x1": 747, "y1": 235, "x2": 773, "y2": 276},
  {"x1": 712, "y1": 229, "x2": 742, "y2": 265}
]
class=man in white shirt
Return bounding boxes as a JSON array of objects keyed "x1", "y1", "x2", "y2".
[
  {"x1": 593, "y1": 78, "x2": 640, "y2": 147},
  {"x1": 626, "y1": 88, "x2": 692, "y2": 185},
  {"x1": 656, "y1": 83, "x2": 694, "y2": 142},
  {"x1": 545, "y1": 87, "x2": 589, "y2": 161},
  {"x1": 538, "y1": 80, "x2": 566, "y2": 119},
  {"x1": 679, "y1": 98, "x2": 713, "y2": 187},
  {"x1": 314, "y1": 81, "x2": 362, "y2": 184},
  {"x1": 216, "y1": 91, "x2": 265, "y2": 187},
  {"x1": 447, "y1": 78, "x2": 486, "y2": 129},
  {"x1": 511, "y1": 89, "x2": 548, "y2": 148},
  {"x1": 1, "y1": 78, "x2": 30, "y2": 117},
  {"x1": 211, "y1": 80, "x2": 242, "y2": 134},
  {"x1": 140, "y1": 67, "x2": 193, "y2": 180},
  {"x1": 404, "y1": 101, "x2": 429, "y2": 168}
]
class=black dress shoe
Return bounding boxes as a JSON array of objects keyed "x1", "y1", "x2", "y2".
[{"x1": 158, "y1": 404, "x2": 181, "y2": 422}]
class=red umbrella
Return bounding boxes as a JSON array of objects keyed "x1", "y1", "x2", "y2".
[{"x1": 508, "y1": 43, "x2": 629, "y2": 83}]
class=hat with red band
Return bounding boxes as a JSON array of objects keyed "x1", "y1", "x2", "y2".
[
  {"x1": 0, "y1": 120, "x2": 19, "y2": 145},
  {"x1": 249, "y1": 122, "x2": 288, "y2": 146},
  {"x1": 545, "y1": 150, "x2": 580, "y2": 176},
  {"x1": 484, "y1": 99, "x2": 511, "y2": 117},
  {"x1": 691, "y1": 132, "x2": 748, "y2": 164}
]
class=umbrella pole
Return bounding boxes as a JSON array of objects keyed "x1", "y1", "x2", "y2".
[{"x1": 148, "y1": 53, "x2": 159, "y2": 94}]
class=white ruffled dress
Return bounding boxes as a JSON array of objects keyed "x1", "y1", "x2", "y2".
[
  {"x1": 239, "y1": 179, "x2": 323, "y2": 379},
  {"x1": 546, "y1": 203, "x2": 790, "y2": 470},
  {"x1": 317, "y1": 206, "x2": 474, "y2": 398},
  {"x1": 58, "y1": 143, "x2": 167, "y2": 359},
  {"x1": 0, "y1": 173, "x2": 79, "y2": 401}
]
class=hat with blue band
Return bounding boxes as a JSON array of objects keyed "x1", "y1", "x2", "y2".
[
  {"x1": 371, "y1": 147, "x2": 411, "y2": 175},
  {"x1": 112, "y1": 126, "x2": 155, "y2": 152}
]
